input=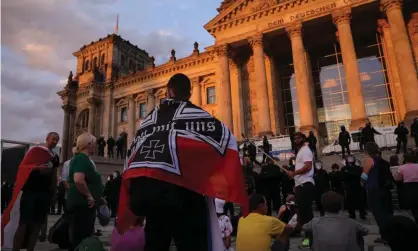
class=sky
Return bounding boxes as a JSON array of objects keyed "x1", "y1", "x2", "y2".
[{"x1": 1, "y1": 0, "x2": 223, "y2": 144}]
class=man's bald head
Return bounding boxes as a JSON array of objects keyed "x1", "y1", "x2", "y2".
[{"x1": 46, "y1": 132, "x2": 60, "y2": 149}]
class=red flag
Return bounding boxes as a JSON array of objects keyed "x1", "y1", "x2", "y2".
[
  {"x1": 116, "y1": 101, "x2": 248, "y2": 234},
  {"x1": 1, "y1": 146, "x2": 54, "y2": 247}
]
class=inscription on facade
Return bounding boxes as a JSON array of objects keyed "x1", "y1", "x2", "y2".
[
  {"x1": 268, "y1": 19, "x2": 284, "y2": 28},
  {"x1": 289, "y1": 3, "x2": 337, "y2": 21}
]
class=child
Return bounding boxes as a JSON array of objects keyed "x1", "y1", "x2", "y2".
[
  {"x1": 215, "y1": 199, "x2": 234, "y2": 251},
  {"x1": 111, "y1": 217, "x2": 145, "y2": 251}
]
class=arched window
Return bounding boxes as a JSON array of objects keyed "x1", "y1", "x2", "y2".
[
  {"x1": 129, "y1": 59, "x2": 134, "y2": 71},
  {"x1": 84, "y1": 60, "x2": 90, "y2": 71},
  {"x1": 100, "y1": 54, "x2": 105, "y2": 65},
  {"x1": 93, "y1": 57, "x2": 98, "y2": 68},
  {"x1": 121, "y1": 55, "x2": 126, "y2": 66}
]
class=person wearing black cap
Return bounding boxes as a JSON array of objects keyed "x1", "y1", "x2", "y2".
[
  {"x1": 338, "y1": 125, "x2": 351, "y2": 159},
  {"x1": 361, "y1": 122, "x2": 381, "y2": 145},
  {"x1": 341, "y1": 155, "x2": 366, "y2": 220},
  {"x1": 287, "y1": 132, "x2": 314, "y2": 248},
  {"x1": 394, "y1": 122, "x2": 409, "y2": 154}
]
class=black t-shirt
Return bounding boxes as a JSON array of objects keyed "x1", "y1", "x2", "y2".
[{"x1": 22, "y1": 150, "x2": 59, "y2": 193}]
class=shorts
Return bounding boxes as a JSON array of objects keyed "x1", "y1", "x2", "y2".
[{"x1": 19, "y1": 191, "x2": 50, "y2": 225}]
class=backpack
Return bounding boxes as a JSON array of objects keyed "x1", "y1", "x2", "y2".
[{"x1": 76, "y1": 236, "x2": 105, "y2": 251}]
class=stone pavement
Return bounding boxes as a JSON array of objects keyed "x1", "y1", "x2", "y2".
[{"x1": 15, "y1": 210, "x2": 413, "y2": 251}]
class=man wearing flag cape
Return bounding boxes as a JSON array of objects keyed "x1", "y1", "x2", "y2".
[
  {"x1": 2, "y1": 132, "x2": 60, "y2": 250},
  {"x1": 117, "y1": 73, "x2": 248, "y2": 251}
]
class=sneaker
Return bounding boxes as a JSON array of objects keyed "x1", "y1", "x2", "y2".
[{"x1": 299, "y1": 238, "x2": 310, "y2": 249}]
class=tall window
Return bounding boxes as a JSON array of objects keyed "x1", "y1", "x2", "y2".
[
  {"x1": 84, "y1": 60, "x2": 90, "y2": 71},
  {"x1": 100, "y1": 54, "x2": 105, "y2": 65},
  {"x1": 207, "y1": 87, "x2": 216, "y2": 104},
  {"x1": 93, "y1": 57, "x2": 98, "y2": 68},
  {"x1": 121, "y1": 55, "x2": 126, "y2": 67},
  {"x1": 139, "y1": 103, "x2": 146, "y2": 118},
  {"x1": 129, "y1": 59, "x2": 134, "y2": 71},
  {"x1": 121, "y1": 107, "x2": 128, "y2": 122}
]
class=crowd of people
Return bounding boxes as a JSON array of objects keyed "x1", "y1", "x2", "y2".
[
  {"x1": 2, "y1": 72, "x2": 418, "y2": 251},
  {"x1": 236, "y1": 130, "x2": 418, "y2": 251}
]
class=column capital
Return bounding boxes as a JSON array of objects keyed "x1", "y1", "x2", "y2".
[
  {"x1": 248, "y1": 33, "x2": 264, "y2": 48},
  {"x1": 191, "y1": 77, "x2": 200, "y2": 86},
  {"x1": 380, "y1": 0, "x2": 402, "y2": 13},
  {"x1": 332, "y1": 8, "x2": 352, "y2": 26},
  {"x1": 285, "y1": 23, "x2": 302, "y2": 38},
  {"x1": 408, "y1": 13, "x2": 418, "y2": 35},
  {"x1": 215, "y1": 44, "x2": 229, "y2": 57},
  {"x1": 377, "y1": 19, "x2": 390, "y2": 34},
  {"x1": 146, "y1": 88, "x2": 156, "y2": 97},
  {"x1": 87, "y1": 96, "x2": 101, "y2": 106},
  {"x1": 62, "y1": 104, "x2": 76, "y2": 114},
  {"x1": 126, "y1": 94, "x2": 136, "y2": 102}
]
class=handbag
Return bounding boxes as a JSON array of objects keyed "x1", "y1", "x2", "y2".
[{"x1": 97, "y1": 205, "x2": 110, "y2": 226}]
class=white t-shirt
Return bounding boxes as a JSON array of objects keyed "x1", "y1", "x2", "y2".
[
  {"x1": 294, "y1": 145, "x2": 314, "y2": 187},
  {"x1": 61, "y1": 159, "x2": 71, "y2": 181}
]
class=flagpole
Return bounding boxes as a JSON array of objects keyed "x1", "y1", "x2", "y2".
[
  {"x1": 241, "y1": 134, "x2": 290, "y2": 176},
  {"x1": 115, "y1": 14, "x2": 119, "y2": 34}
]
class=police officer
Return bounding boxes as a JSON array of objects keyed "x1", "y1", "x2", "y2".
[
  {"x1": 341, "y1": 155, "x2": 366, "y2": 220},
  {"x1": 394, "y1": 122, "x2": 409, "y2": 154},
  {"x1": 329, "y1": 163, "x2": 344, "y2": 197},
  {"x1": 361, "y1": 122, "x2": 382, "y2": 145},
  {"x1": 281, "y1": 157, "x2": 296, "y2": 205},
  {"x1": 338, "y1": 125, "x2": 351, "y2": 159},
  {"x1": 313, "y1": 161, "x2": 329, "y2": 216},
  {"x1": 258, "y1": 158, "x2": 283, "y2": 215}
]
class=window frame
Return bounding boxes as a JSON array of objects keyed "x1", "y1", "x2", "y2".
[
  {"x1": 206, "y1": 86, "x2": 216, "y2": 105},
  {"x1": 120, "y1": 106, "x2": 128, "y2": 123}
]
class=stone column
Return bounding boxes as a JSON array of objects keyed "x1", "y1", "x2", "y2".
[
  {"x1": 230, "y1": 60, "x2": 245, "y2": 140},
  {"x1": 127, "y1": 95, "x2": 136, "y2": 145},
  {"x1": 332, "y1": 9, "x2": 367, "y2": 130},
  {"x1": 216, "y1": 44, "x2": 233, "y2": 130},
  {"x1": 190, "y1": 77, "x2": 202, "y2": 106},
  {"x1": 381, "y1": 0, "x2": 418, "y2": 122},
  {"x1": 408, "y1": 13, "x2": 418, "y2": 70},
  {"x1": 249, "y1": 33, "x2": 272, "y2": 136},
  {"x1": 286, "y1": 23, "x2": 316, "y2": 135},
  {"x1": 87, "y1": 97, "x2": 99, "y2": 136},
  {"x1": 68, "y1": 110, "x2": 76, "y2": 158},
  {"x1": 61, "y1": 105, "x2": 74, "y2": 162},
  {"x1": 146, "y1": 89, "x2": 156, "y2": 113},
  {"x1": 378, "y1": 19, "x2": 406, "y2": 121}
]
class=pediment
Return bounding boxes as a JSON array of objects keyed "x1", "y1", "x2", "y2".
[
  {"x1": 201, "y1": 76, "x2": 215, "y2": 85},
  {"x1": 135, "y1": 92, "x2": 147, "y2": 102},
  {"x1": 154, "y1": 88, "x2": 166, "y2": 97},
  {"x1": 116, "y1": 98, "x2": 128, "y2": 107},
  {"x1": 204, "y1": 0, "x2": 278, "y2": 31}
]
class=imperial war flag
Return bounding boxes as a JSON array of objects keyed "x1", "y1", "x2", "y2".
[{"x1": 117, "y1": 100, "x2": 248, "y2": 233}]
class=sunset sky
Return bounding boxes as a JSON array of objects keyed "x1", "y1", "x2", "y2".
[{"x1": 1, "y1": 0, "x2": 222, "y2": 143}]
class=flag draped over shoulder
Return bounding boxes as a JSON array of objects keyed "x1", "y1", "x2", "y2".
[
  {"x1": 1, "y1": 146, "x2": 54, "y2": 248},
  {"x1": 117, "y1": 100, "x2": 248, "y2": 233}
]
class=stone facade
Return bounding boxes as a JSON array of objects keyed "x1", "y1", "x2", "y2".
[{"x1": 58, "y1": 0, "x2": 418, "y2": 162}]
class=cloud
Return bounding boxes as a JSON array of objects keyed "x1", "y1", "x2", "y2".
[
  {"x1": 1, "y1": 0, "x2": 220, "y2": 143},
  {"x1": 360, "y1": 72, "x2": 371, "y2": 81},
  {"x1": 322, "y1": 78, "x2": 338, "y2": 88}
]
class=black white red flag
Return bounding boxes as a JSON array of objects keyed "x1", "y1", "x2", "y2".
[{"x1": 117, "y1": 100, "x2": 248, "y2": 233}]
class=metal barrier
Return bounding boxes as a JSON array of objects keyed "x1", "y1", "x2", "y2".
[{"x1": 321, "y1": 133, "x2": 413, "y2": 155}]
